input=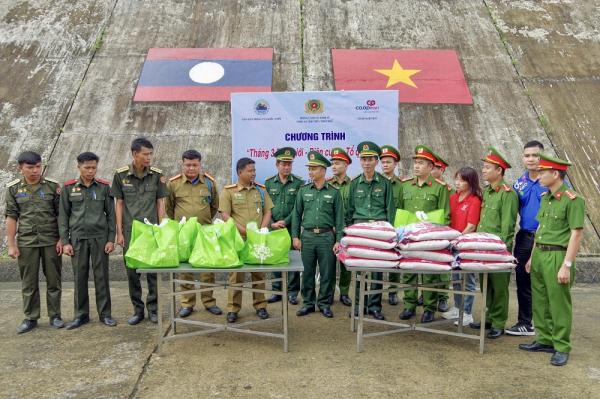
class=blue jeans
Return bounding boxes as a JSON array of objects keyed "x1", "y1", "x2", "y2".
[{"x1": 452, "y1": 272, "x2": 476, "y2": 314}]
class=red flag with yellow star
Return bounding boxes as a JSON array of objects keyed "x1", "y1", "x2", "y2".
[{"x1": 331, "y1": 49, "x2": 472, "y2": 104}]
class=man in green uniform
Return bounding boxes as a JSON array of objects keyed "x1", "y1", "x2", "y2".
[
  {"x1": 219, "y1": 157, "x2": 274, "y2": 323},
  {"x1": 327, "y1": 147, "x2": 353, "y2": 307},
  {"x1": 347, "y1": 142, "x2": 395, "y2": 321},
  {"x1": 60, "y1": 152, "x2": 116, "y2": 330},
  {"x1": 469, "y1": 147, "x2": 518, "y2": 339},
  {"x1": 111, "y1": 138, "x2": 169, "y2": 325},
  {"x1": 265, "y1": 147, "x2": 303, "y2": 305},
  {"x1": 293, "y1": 151, "x2": 344, "y2": 318},
  {"x1": 165, "y1": 150, "x2": 221, "y2": 318},
  {"x1": 399, "y1": 145, "x2": 451, "y2": 323},
  {"x1": 6, "y1": 151, "x2": 64, "y2": 333},
  {"x1": 519, "y1": 154, "x2": 585, "y2": 366}
]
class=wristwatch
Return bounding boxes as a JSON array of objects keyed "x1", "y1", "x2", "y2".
[{"x1": 564, "y1": 261, "x2": 572, "y2": 268}]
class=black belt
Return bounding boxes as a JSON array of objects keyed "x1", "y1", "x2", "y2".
[
  {"x1": 306, "y1": 227, "x2": 334, "y2": 234},
  {"x1": 520, "y1": 230, "x2": 536, "y2": 237},
  {"x1": 354, "y1": 219, "x2": 385, "y2": 224},
  {"x1": 536, "y1": 244, "x2": 567, "y2": 251}
]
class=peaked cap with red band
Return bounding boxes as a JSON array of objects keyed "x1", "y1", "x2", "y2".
[
  {"x1": 380, "y1": 145, "x2": 400, "y2": 161},
  {"x1": 482, "y1": 146, "x2": 511, "y2": 169},
  {"x1": 330, "y1": 147, "x2": 352, "y2": 164},
  {"x1": 413, "y1": 144, "x2": 437, "y2": 163},
  {"x1": 432, "y1": 151, "x2": 449, "y2": 169},
  {"x1": 536, "y1": 152, "x2": 571, "y2": 171}
]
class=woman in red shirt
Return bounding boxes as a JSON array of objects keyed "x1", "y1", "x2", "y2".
[{"x1": 443, "y1": 167, "x2": 483, "y2": 325}]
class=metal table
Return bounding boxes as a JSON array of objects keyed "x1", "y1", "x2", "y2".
[
  {"x1": 346, "y1": 266, "x2": 511, "y2": 354},
  {"x1": 137, "y1": 250, "x2": 303, "y2": 356}
]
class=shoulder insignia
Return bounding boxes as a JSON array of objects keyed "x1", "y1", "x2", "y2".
[
  {"x1": 379, "y1": 172, "x2": 392, "y2": 180},
  {"x1": 255, "y1": 182, "x2": 266, "y2": 188},
  {"x1": 351, "y1": 174, "x2": 361, "y2": 181},
  {"x1": 117, "y1": 166, "x2": 129, "y2": 173},
  {"x1": 447, "y1": 185, "x2": 453, "y2": 191},
  {"x1": 97, "y1": 179, "x2": 110, "y2": 185},
  {"x1": 224, "y1": 184, "x2": 237, "y2": 189},
  {"x1": 169, "y1": 173, "x2": 182, "y2": 182},
  {"x1": 265, "y1": 174, "x2": 276, "y2": 181},
  {"x1": 540, "y1": 192, "x2": 547, "y2": 196},
  {"x1": 203, "y1": 171, "x2": 215, "y2": 182},
  {"x1": 64, "y1": 179, "x2": 77, "y2": 186},
  {"x1": 328, "y1": 184, "x2": 339, "y2": 190},
  {"x1": 502, "y1": 183, "x2": 512, "y2": 192},
  {"x1": 7, "y1": 179, "x2": 20, "y2": 188},
  {"x1": 325, "y1": 176, "x2": 334, "y2": 181},
  {"x1": 293, "y1": 174, "x2": 304, "y2": 181},
  {"x1": 150, "y1": 166, "x2": 162, "y2": 174},
  {"x1": 301, "y1": 183, "x2": 311, "y2": 188},
  {"x1": 400, "y1": 176, "x2": 413, "y2": 182},
  {"x1": 434, "y1": 178, "x2": 446, "y2": 186},
  {"x1": 564, "y1": 190, "x2": 578, "y2": 200},
  {"x1": 45, "y1": 177, "x2": 59, "y2": 184}
]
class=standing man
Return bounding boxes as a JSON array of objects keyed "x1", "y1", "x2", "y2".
[
  {"x1": 265, "y1": 147, "x2": 303, "y2": 306},
  {"x1": 111, "y1": 138, "x2": 169, "y2": 325},
  {"x1": 60, "y1": 152, "x2": 116, "y2": 330},
  {"x1": 347, "y1": 142, "x2": 395, "y2": 321},
  {"x1": 399, "y1": 145, "x2": 451, "y2": 323},
  {"x1": 165, "y1": 150, "x2": 221, "y2": 318},
  {"x1": 293, "y1": 151, "x2": 344, "y2": 318},
  {"x1": 327, "y1": 147, "x2": 353, "y2": 307},
  {"x1": 6, "y1": 151, "x2": 64, "y2": 333},
  {"x1": 519, "y1": 154, "x2": 585, "y2": 366},
  {"x1": 469, "y1": 147, "x2": 518, "y2": 339},
  {"x1": 219, "y1": 157, "x2": 274, "y2": 323}
]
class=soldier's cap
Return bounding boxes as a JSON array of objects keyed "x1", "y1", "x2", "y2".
[
  {"x1": 274, "y1": 147, "x2": 296, "y2": 162},
  {"x1": 482, "y1": 146, "x2": 511, "y2": 169},
  {"x1": 380, "y1": 145, "x2": 400, "y2": 161},
  {"x1": 536, "y1": 153, "x2": 571, "y2": 171},
  {"x1": 432, "y1": 151, "x2": 449, "y2": 169},
  {"x1": 307, "y1": 151, "x2": 331, "y2": 168},
  {"x1": 330, "y1": 147, "x2": 352, "y2": 164},
  {"x1": 413, "y1": 145, "x2": 437, "y2": 163},
  {"x1": 357, "y1": 141, "x2": 381, "y2": 158}
]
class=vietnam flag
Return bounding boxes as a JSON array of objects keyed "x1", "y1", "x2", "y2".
[
  {"x1": 332, "y1": 49, "x2": 472, "y2": 104},
  {"x1": 134, "y1": 48, "x2": 273, "y2": 102}
]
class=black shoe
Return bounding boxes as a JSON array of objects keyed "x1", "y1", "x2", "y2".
[
  {"x1": 320, "y1": 308, "x2": 334, "y2": 318},
  {"x1": 288, "y1": 295, "x2": 298, "y2": 305},
  {"x1": 179, "y1": 307, "x2": 193, "y2": 318},
  {"x1": 487, "y1": 327, "x2": 504, "y2": 339},
  {"x1": 226, "y1": 312, "x2": 238, "y2": 323},
  {"x1": 50, "y1": 317, "x2": 65, "y2": 329},
  {"x1": 257, "y1": 308, "x2": 269, "y2": 319},
  {"x1": 469, "y1": 322, "x2": 492, "y2": 330},
  {"x1": 17, "y1": 319, "x2": 37, "y2": 334},
  {"x1": 297, "y1": 307, "x2": 315, "y2": 316},
  {"x1": 417, "y1": 295, "x2": 424, "y2": 306},
  {"x1": 437, "y1": 300, "x2": 449, "y2": 312},
  {"x1": 206, "y1": 305, "x2": 222, "y2": 315},
  {"x1": 66, "y1": 316, "x2": 90, "y2": 330},
  {"x1": 519, "y1": 341, "x2": 555, "y2": 353},
  {"x1": 128, "y1": 313, "x2": 144, "y2": 325},
  {"x1": 349, "y1": 308, "x2": 367, "y2": 318},
  {"x1": 340, "y1": 295, "x2": 352, "y2": 307},
  {"x1": 148, "y1": 310, "x2": 158, "y2": 323},
  {"x1": 100, "y1": 317, "x2": 117, "y2": 327},
  {"x1": 551, "y1": 351, "x2": 569, "y2": 366},
  {"x1": 421, "y1": 310, "x2": 435, "y2": 323},
  {"x1": 389, "y1": 293, "x2": 399, "y2": 306},
  {"x1": 399, "y1": 308, "x2": 416, "y2": 320},
  {"x1": 368, "y1": 310, "x2": 385, "y2": 320},
  {"x1": 267, "y1": 295, "x2": 282, "y2": 304}
]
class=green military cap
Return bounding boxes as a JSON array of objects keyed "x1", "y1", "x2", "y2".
[
  {"x1": 537, "y1": 153, "x2": 571, "y2": 171},
  {"x1": 413, "y1": 145, "x2": 437, "y2": 162},
  {"x1": 380, "y1": 145, "x2": 400, "y2": 161},
  {"x1": 274, "y1": 147, "x2": 297, "y2": 162},
  {"x1": 331, "y1": 147, "x2": 352, "y2": 164},
  {"x1": 482, "y1": 146, "x2": 511, "y2": 169},
  {"x1": 357, "y1": 141, "x2": 381, "y2": 158},
  {"x1": 432, "y1": 151, "x2": 449, "y2": 170},
  {"x1": 307, "y1": 151, "x2": 331, "y2": 168}
]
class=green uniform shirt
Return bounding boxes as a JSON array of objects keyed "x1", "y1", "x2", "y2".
[
  {"x1": 535, "y1": 183, "x2": 585, "y2": 248},
  {"x1": 347, "y1": 172, "x2": 395, "y2": 225},
  {"x1": 292, "y1": 182, "x2": 345, "y2": 242},
  {"x1": 381, "y1": 173, "x2": 404, "y2": 209},
  {"x1": 218, "y1": 181, "x2": 274, "y2": 237},
  {"x1": 265, "y1": 173, "x2": 304, "y2": 227},
  {"x1": 165, "y1": 172, "x2": 219, "y2": 224},
  {"x1": 401, "y1": 175, "x2": 451, "y2": 225},
  {"x1": 477, "y1": 179, "x2": 518, "y2": 252},
  {"x1": 5, "y1": 177, "x2": 61, "y2": 247},
  {"x1": 109, "y1": 164, "x2": 169, "y2": 231},
  {"x1": 59, "y1": 177, "x2": 116, "y2": 245},
  {"x1": 327, "y1": 175, "x2": 351, "y2": 211},
  {"x1": 442, "y1": 177, "x2": 456, "y2": 196}
]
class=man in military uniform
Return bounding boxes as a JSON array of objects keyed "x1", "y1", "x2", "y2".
[
  {"x1": 5, "y1": 151, "x2": 64, "y2": 333},
  {"x1": 469, "y1": 147, "x2": 518, "y2": 339},
  {"x1": 165, "y1": 150, "x2": 220, "y2": 318},
  {"x1": 111, "y1": 138, "x2": 169, "y2": 325},
  {"x1": 519, "y1": 154, "x2": 585, "y2": 366},
  {"x1": 265, "y1": 147, "x2": 303, "y2": 305},
  {"x1": 59, "y1": 152, "x2": 116, "y2": 330},
  {"x1": 293, "y1": 151, "x2": 344, "y2": 317},
  {"x1": 327, "y1": 147, "x2": 353, "y2": 306},
  {"x1": 347, "y1": 141, "x2": 395, "y2": 321},
  {"x1": 399, "y1": 145, "x2": 451, "y2": 323},
  {"x1": 219, "y1": 157, "x2": 274, "y2": 323}
]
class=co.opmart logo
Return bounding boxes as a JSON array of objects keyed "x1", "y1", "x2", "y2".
[{"x1": 355, "y1": 100, "x2": 379, "y2": 111}]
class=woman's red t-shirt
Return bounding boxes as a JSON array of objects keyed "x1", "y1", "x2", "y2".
[{"x1": 450, "y1": 192, "x2": 482, "y2": 233}]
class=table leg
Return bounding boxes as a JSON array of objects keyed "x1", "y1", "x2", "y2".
[
  {"x1": 171, "y1": 272, "x2": 177, "y2": 335},
  {"x1": 157, "y1": 272, "x2": 163, "y2": 357},
  {"x1": 283, "y1": 271, "x2": 289, "y2": 353},
  {"x1": 479, "y1": 273, "x2": 489, "y2": 355},
  {"x1": 458, "y1": 273, "x2": 465, "y2": 334},
  {"x1": 357, "y1": 271, "x2": 366, "y2": 353},
  {"x1": 350, "y1": 270, "x2": 357, "y2": 332}
]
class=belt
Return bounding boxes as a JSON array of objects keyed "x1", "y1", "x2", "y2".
[
  {"x1": 520, "y1": 230, "x2": 536, "y2": 237},
  {"x1": 536, "y1": 243, "x2": 567, "y2": 251},
  {"x1": 306, "y1": 227, "x2": 334, "y2": 234}
]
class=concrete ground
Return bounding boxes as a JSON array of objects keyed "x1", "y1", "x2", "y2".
[{"x1": 1, "y1": 280, "x2": 599, "y2": 398}]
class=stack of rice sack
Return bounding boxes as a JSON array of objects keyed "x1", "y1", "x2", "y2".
[
  {"x1": 337, "y1": 221, "x2": 400, "y2": 268},
  {"x1": 451, "y1": 233, "x2": 516, "y2": 270},
  {"x1": 397, "y1": 222, "x2": 461, "y2": 271}
]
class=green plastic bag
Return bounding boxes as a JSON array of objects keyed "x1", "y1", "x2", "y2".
[
  {"x1": 178, "y1": 217, "x2": 198, "y2": 262},
  {"x1": 210, "y1": 218, "x2": 245, "y2": 253},
  {"x1": 240, "y1": 224, "x2": 291, "y2": 265},
  {"x1": 189, "y1": 220, "x2": 243, "y2": 268},
  {"x1": 125, "y1": 219, "x2": 180, "y2": 269},
  {"x1": 394, "y1": 209, "x2": 445, "y2": 228}
]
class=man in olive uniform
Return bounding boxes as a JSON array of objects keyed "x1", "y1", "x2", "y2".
[
  {"x1": 293, "y1": 151, "x2": 344, "y2": 317},
  {"x1": 399, "y1": 145, "x2": 451, "y2": 323},
  {"x1": 519, "y1": 154, "x2": 585, "y2": 366},
  {"x1": 60, "y1": 152, "x2": 116, "y2": 330},
  {"x1": 111, "y1": 138, "x2": 169, "y2": 325},
  {"x1": 165, "y1": 150, "x2": 220, "y2": 318},
  {"x1": 347, "y1": 141, "x2": 395, "y2": 321},
  {"x1": 327, "y1": 147, "x2": 353, "y2": 306},
  {"x1": 219, "y1": 157, "x2": 274, "y2": 323},
  {"x1": 265, "y1": 147, "x2": 303, "y2": 305},
  {"x1": 5, "y1": 151, "x2": 64, "y2": 333},
  {"x1": 469, "y1": 147, "x2": 518, "y2": 339}
]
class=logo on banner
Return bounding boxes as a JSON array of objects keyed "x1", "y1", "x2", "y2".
[
  {"x1": 367, "y1": 100, "x2": 376, "y2": 106},
  {"x1": 254, "y1": 99, "x2": 270, "y2": 115},
  {"x1": 305, "y1": 99, "x2": 324, "y2": 114},
  {"x1": 355, "y1": 99, "x2": 379, "y2": 111}
]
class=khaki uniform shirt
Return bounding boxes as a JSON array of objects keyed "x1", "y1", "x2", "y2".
[
  {"x1": 535, "y1": 183, "x2": 585, "y2": 248},
  {"x1": 477, "y1": 179, "x2": 519, "y2": 252},
  {"x1": 218, "y1": 181, "x2": 274, "y2": 237},
  {"x1": 165, "y1": 172, "x2": 219, "y2": 224}
]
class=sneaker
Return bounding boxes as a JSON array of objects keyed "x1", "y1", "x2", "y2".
[
  {"x1": 505, "y1": 323, "x2": 535, "y2": 336},
  {"x1": 454, "y1": 313, "x2": 474, "y2": 326},
  {"x1": 442, "y1": 307, "x2": 460, "y2": 320}
]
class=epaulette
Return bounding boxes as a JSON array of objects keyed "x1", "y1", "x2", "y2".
[
  {"x1": 435, "y1": 178, "x2": 446, "y2": 186},
  {"x1": 255, "y1": 182, "x2": 266, "y2": 188},
  {"x1": 224, "y1": 184, "x2": 237, "y2": 189},
  {"x1": 351, "y1": 174, "x2": 361, "y2": 181},
  {"x1": 400, "y1": 176, "x2": 413, "y2": 182},
  {"x1": 379, "y1": 172, "x2": 392, "y2": 180},
  {"x1": 328, "y1": 184, "x2": 339, "y2": 190},
  {"x1": 97, "y1": 179, "x2": 110, "y2": 185},
  {"x1": 117, "y1": 166, "x2": 129, "y2": 173},
  {"x1": 564, "y1": 190, "x2": 578, "y2": 200},
  {"x1": 203, "y1": 171, "x2": 215, "y2": 182},
  {"x1": 301, "y1": 182, "x2": 311, "y2": 187},
  {"x1": 447, "y1": 185, "x2": 453, "y2": 192},
  {"x1": 325, "y1": 176, "x2": 334, "y2": 181},
  {"x1": 169, "y1": 173, "x2": 182, "y2": 182},
  {"x1": 293, "y1": 174, "x2": 304, "y2": 181},
  {"x1": 7, "y1": 179, "x2": 19, "y2": 187},
  {"x1": 45, "y1": 177, "x2": 59, "y2": 184},
  {"x1": 265, "y1": 174, "x2": 276, "y2": 181},
  {"x1": 502, "y1": 183, "x2": 512, "y2": 192},
  {"x1": 150, "y1": 166, "x2": 162, "y2": 174},
  {"x1": 64, "y1": 179, "x2": 77, "y2": 186},
  {"x1": 540, "y1": 192, "x2": 547, "y2": 196}
]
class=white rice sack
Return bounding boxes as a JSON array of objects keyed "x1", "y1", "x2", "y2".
[
  {"x1": 399, "y1": 258, "x2": 452, "y2": 272},
  {"x1": 344, "y1": 245, "x2": 400, "y2": 260},
  {"x1": 398, "y1": 239, "x2": 451, "y2": 251},
  {"x1": 344, "y1": 221, "x2": 398, "y2": 241},
  {"x1": 341, "y1": 236, "x2": 397, "y2": 250},
  {"x1": 398, "y1": 222, "x2": 461, "y2": 242},
  {"x1": 457, "y1": 259, "x2": 516, "y2": 271},
  {"x1": 399, "y1": 250, "x2": 454, "y2": 263},
  {"x1": 337, "y1": 251, "x2": 399, "y2": 268},
  {"x1": 457, "y1": 249, "x2": 515, "y2": 262},
  {"x1": 451, "y1": 233, "x2": 506, "y2": 251}
]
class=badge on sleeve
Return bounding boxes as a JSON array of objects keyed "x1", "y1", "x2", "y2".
[
  {"x1": 56, "y1": 187, "x2": 61, "y2": 194},
  {"x1": 160, "y1": 176, "x2": 166, "y2": 183}
]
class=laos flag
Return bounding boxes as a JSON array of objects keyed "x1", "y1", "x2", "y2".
[{"x1": 133, "y1": 48, "x2": 273, "y2": 102}]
